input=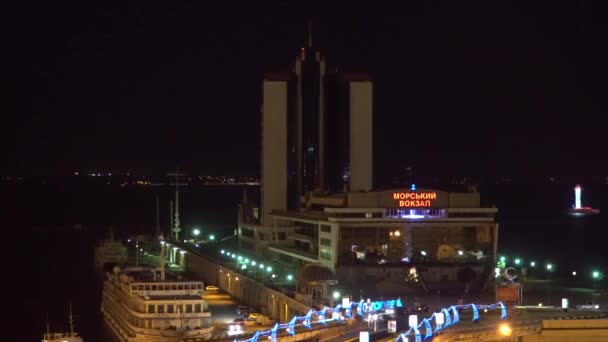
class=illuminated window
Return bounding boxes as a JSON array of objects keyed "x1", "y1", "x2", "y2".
[
  {"x1": 365, "y1": 212, "x2": 373, "y2": 218},
  {"x1": 320, "y1": 250, "x2": 332, "y2": 260}
]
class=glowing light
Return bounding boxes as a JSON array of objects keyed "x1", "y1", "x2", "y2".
[
  {"x1": 411, "y1": 183, "x2": 416, "y2": 191},
  {"x1": 333, "y1": 291, "x2": 340, "y2": 299},
  {"x1": 244, "y1": 258, "x2": 249, "y2": 263},
  {"x1": 500, "y1": 256, "x2": 506, "y2": 262},
  {"x1": 514, "y1": 258, "x2": 521, "y2": 265},
  {"x1": 208, "y1": 234, "x2": 215, "y2": 241},
  {"x1": 420, "y1": 250, "x2": 427, "y2": 256},
  {"x1": 237, "y1": 256, "x2": 243, "y2": 261},
  {"x1": 220, "y1": 249, "x2": 225, "y2": 254},
  {"x1": 266, "y1": 266, "x2": 272, "y2": 272},
  {"x1": 287, "y1": 274, "x2": 293, "y2": 281},
  {"x1": 458, "y1": 250, "x2": 464, "y2": 256},
  {"x1": 498, "y1": 324, "x2": 512, "y2": 337},
  {"x1": 574, "y1": 185, "x2": 582, "y2": 209},
  {"x1": 251, "y1": 261, "x2": 256, "y2": 266},
  {"x1": 192, "y1": 228, "x2": 201, "y2": 236},
  {"x1": 530, "y1": 261, "x2": 536, "y2": 267},
  {"x1": 572, "y1": 271, "x2": 577, "y2": 276},
  {"x1": 546, "y1": 264, "x2": 553, "y2": 271},
  {"x1": 241, "y1": 264, "x2": 247, "y2": 270},
  {"x1": 394, "y1": 230, "x2": 401, "y2": 237},
  {"x1": 592, "y1": 270, "x2": 601, "y2": 279},
  {"x1": 259, "y1": 263, "x2": 264, "y2": 269}
]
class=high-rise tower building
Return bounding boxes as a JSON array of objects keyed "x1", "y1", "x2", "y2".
[{"x1": 261, "y1": 29, "x2": 373, "y2": 225}]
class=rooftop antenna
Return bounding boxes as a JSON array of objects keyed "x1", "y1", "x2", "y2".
[
  {"x1": 68, "y1": 301, "x2": 75, "y2": 337},
  {"x1": 155, "y1": 194, "x2": 160, "y2": 237},
  {"x1": 45, "y1": 313, "x2": 50, "y2": 339},
  {"x1": 308, "y1": 20, "x2": 313, "y2": 48},
  {"x1": 159, "y1": 238, "x2": 166, "y2": 281},
  {"x1": 169, "y1": 199, "x2": 174, "y2": 239},
  {"x1": 168, "y1": 168, "x2": 184, "y2": 240}
]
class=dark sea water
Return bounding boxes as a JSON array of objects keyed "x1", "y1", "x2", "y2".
[{"x1": 5, "y1": 179, "x2": 607, "y2": 341}]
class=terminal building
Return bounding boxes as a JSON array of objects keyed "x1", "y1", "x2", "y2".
[{"x1": 238, "y1": 29, "x2": 499, "y2": 300}]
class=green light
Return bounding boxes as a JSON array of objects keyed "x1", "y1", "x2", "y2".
[
  {"x1": 192, "y1": 228, "x2": 200, "y2": 236},
  {"x1": 251, "y1": 261, "x2": 257, "y2": 266},
  {"x1": 514, "y1": 258, "x2": 521, "y2": 265},
  {"x1": 241, "y1": 264, "x2": 247, "y2": 270},
  {"x1": 259, "y1": 264, "x2": 264, "y2": 269},
  {"x1": 237, "y1": 256, "x2": 243, "y2": 261},
  {"x1": 244, "y1": 258, "x2": 249, "y2": 264},
  {"x1": 231, "y1": 254, "x2": 236, "y2": 258},
  {"x1": 209, "y1": 234, "x2": 215, "y2": 241},
  {"x1": 287, "y1": 274, "x2": 293, "y2": 281},
  {"x1": 266, "y1": 266, "x2": 272, "y2": 272},
  {"x1": 500, "y1": 256, "x2": 506, "y2": 262},
  {"x1": 592, "y1": 271, "x2": 600, "y2": 279}
]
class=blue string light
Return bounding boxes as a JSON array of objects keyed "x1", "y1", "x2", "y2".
[{"x1": 235, "y1": 301, "x2": 507, "y2": 342}]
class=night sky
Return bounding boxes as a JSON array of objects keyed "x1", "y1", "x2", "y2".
[{"x1": 5, "y1": 2, "x2": 608, "y2": 181}]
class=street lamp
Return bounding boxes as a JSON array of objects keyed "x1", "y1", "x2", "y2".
[
  {"x1": 530, "y1": 261, "x2": 536, "y2": 267},
  {"x1": 333, "y1": 291, "x2": 340, "y2": 299},
  {"x1": 208, "y1": 234, "x2": 215, "y2": 241},
  {"x1": 498, "y1": 324, "x2": 512, "y2": 337},
  {"x1": 592, "y1": 270, "x2": 601, "y2": 279},
  {"x1": 287, "y1": 274, "x2": 293, "y2": 281},
  {"x1": 192, "y1": 228, "x2": 201, "y2": 236},
  {"x1": 514, "y1": 258, "x2": 521, "y2": 266},
  {"x1": 546, "y1": 264, "x2": 553, "y2": 271}
]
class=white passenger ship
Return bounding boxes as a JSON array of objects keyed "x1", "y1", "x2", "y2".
[{"x1": 101, "y1": 244, "x2": 213, "y2": 341}]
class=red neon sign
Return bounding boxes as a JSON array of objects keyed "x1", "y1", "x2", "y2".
[{"x1": 392, "y1": 192, "x2": 437, "y2": 207}]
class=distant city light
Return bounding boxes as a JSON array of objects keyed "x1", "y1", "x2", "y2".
[
  {"x1": 411, "y1": 184, "x2": 416, "y2": 191},
  {"x1": 498, "y1": 324, "x2": 512, "y2": 337},
  {"x1": 420, "y1": 251, "x2": 427, "y2": 256},
  {"x1": 208, "y1": 234, "x2": 215, "y2": 241},
  {"x1": 572, "y1": 271, "x2": 577, "y2": 276},
  {"x1": 458, "y1": 250, "x2": 464, "y2": 256},
  {"x1": 266, "y1": 266, "x2": 272, "y2": 272},
  {"x1": 546, "y1": 264, "x2": 553, "y2": 271},
  {"x1": 592, "y1": 271, "x2": 601, "y2": 279},
  {"x1": 220, "y1": 250, "x2": 225, "y2": 254},
  {"x1": 530, "y1": 261, "x2": 536, "y2": 267},
  {"x1": 500, "y1": 256, "x2": 506, "y2": 262},
  {"x1": 192, "y1": 228, "x2": 200, "y2": 236},
  {"x1": 287, "y1": 274, "x2": 293, "y2": 281},
  {"x1": 514, "y1": 258, "x2": 521, "y2": 265},
  {"x1": 251, "y1": 261, "x2": 256, "y2": 266},
  {"x1": 333, "y1": 291, "x2": 340, "y2": 299},
  {"x1": 574, "y1": 185, "x2": 582, "y2": 209}
]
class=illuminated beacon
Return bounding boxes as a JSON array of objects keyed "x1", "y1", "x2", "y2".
[{"x1": 568, "y1": 184, "x2": 599, "y2": 217}]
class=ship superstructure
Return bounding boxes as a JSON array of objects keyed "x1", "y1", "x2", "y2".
[{"x1": 101, "y1": 244, "x2": 213, "y2": 341}]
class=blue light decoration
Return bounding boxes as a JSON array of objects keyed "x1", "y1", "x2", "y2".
[
  {"x1": 432, "y1": 312, "x2": 442, "y2": 332},
  {"x1": 499, "y1": 302, "x2": 507, "y2": 320},
  {"x1": 303, "y1": 309, "x2": 313, "y2": 329},
  {"x1": 450, "y1": 306, "x2": 460, "y2": 324},
  {"x1": 234, "y1": 300, "x2": 508, "y2": 342},
  {"x1": 388, "y1": 302, "x2": 507, "y2": 342},
  {"x1": 471, "y1": 304, "x2": 479, "y2": 322},
  {"x1": 411, "y1": 183, "x2": 416, "y2": 191},
  {"x1": 422, "y1": 318, "x2": 432, "y2": 339},
  {"x1": 319, "y1": 307, "x2": 327, "y2": 324},
  {"x1": 442, "y1": 308, "x2": 452, "y2": 327},
  {"x1": 270, "y1": 323, "x2": 278, "y2": 342},
  {"x1": 288, "y1": 316, "x2": 297, "y2": 335},
  {"x1": 357, "y1": 300, "x2": 365, "y2": 316}
]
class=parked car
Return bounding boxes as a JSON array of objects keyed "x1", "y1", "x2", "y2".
[
  {"x1": 249, "y1": 312, "x2": 273, "y2": 324},
  {"x1": 205, "y1": 285, "x2": 220, "y2": 292}
]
